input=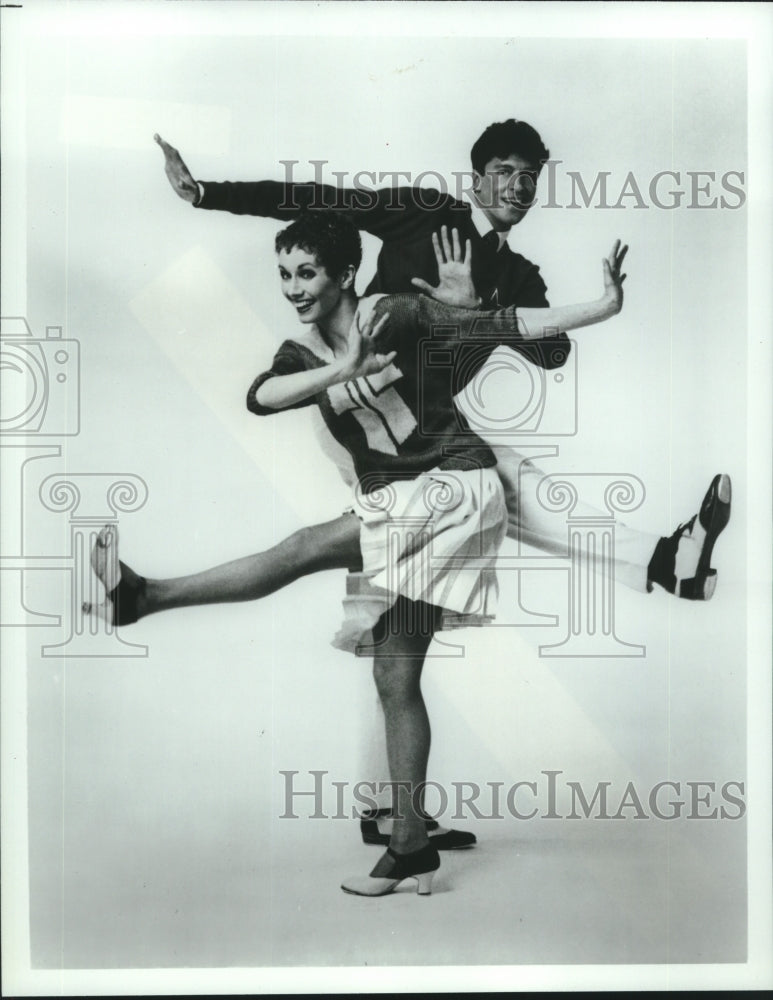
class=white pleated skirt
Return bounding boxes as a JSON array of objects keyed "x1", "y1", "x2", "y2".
[{"x1": 332, "y1": 466, "x2": 507, "y2": 655}]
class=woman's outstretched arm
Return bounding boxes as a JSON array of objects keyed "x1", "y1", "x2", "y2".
[
  {"x1": 407, "y1": 232, "x2": 627, "y2": 339},
  {"x1": 514, "y1": 240, "x2": 627, "y2": 338},
  {"x1": 375, "y1": 235, "x2": 627, "y2": 371},
  {"x1": 250, "y1": 310, "x2": 393, "y2": 413}
]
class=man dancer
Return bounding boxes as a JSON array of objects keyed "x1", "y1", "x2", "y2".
[{"x1": 154, "y1": 122, "x2": 731, "y2": 849}]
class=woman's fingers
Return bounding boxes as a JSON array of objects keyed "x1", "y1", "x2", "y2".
[
  {"x1": 603, "y1": 241, "x2": 628, "y2": 281},
  {"x1": 360, "y1": 310, "x2": 390, "y2": 340},
  {"x1": 371, "y1": 311, "x2": 391, "y2": 339},
  {"x1": 607, "y1": 240, "x2": 628, "y2": 272},
  {"x1": 374, "y1": 351, "x2": 397, "y2": 370},
  {"x1": 602, "y1": 257, "x2": 626, "y2": 285}
]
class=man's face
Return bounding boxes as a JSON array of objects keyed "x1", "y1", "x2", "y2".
[{"x1": 473, "y1": 154, "x2": 539, "y2": 232}]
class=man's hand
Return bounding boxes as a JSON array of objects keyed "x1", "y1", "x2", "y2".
[
  {"x1": 154, "y1": 134, "x2": 199, "y2": 204},
  {"x1": 601, "y1": 239, "x2": 628, "y2": 315},
  {"x1": 338, "y1": 309, "x2": 395, "y2": 382},
  {"x1": 411, "y1": 227, "x2": 482, "y2": 309}
]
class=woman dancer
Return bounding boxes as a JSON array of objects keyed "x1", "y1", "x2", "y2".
[
  {"x1": 86, "y1": 213, "x2": 691, "y2": 896},
  {"x1": 88, "y1": 222, "x2": 632, "y2": 633}
]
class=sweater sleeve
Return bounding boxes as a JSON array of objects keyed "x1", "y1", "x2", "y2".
[
  {"x1": 369, "y1": 294, "x2": 570, "y2": 379},
  {"x1": 372, "y1": 293, "x2": 523, "y2": 352},
  {"x1": 246, "y1": 340, "x2": 317, "y2": 416}
]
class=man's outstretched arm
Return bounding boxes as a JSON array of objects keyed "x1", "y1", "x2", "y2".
[{"x1": 154, "y1": 134, "x2": 449, "y2": 239}]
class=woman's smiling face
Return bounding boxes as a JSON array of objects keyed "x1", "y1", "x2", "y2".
[{"x1": 278, "y1": 246, "x2": 345, "y2": 325}]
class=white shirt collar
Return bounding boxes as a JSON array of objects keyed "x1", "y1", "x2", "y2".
[{"x1": 463, "y1": 191, "x2": 509, "y2": 251}]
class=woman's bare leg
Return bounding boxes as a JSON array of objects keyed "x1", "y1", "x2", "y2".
[
  {"x1": 85, "y1": 514, "x2": 362, "y2": 624},
  {"x1": 369, "y1": 598, "x2": 438, "y2": 856},
  {"x1": 340, "y1": 598, "x2": 441, "y2": 895}
]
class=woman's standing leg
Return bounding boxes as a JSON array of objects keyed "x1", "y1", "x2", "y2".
[{"x1": 341, "y1": 597, "x2": 441, "y2": 896}]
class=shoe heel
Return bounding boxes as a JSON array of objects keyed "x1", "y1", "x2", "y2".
[
  {"x1": 415, "y1": 871, "x2": 435, "y2": 895},
  {"x1": 680, "y1": 568, "x2": 717, "y2": 601},
  {"x1": 360, "y1": 819, "x2": 389, "y2": 846}
]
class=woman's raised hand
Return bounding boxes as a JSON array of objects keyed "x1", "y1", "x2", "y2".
[
  {"x1": 339, "y1": 310, "x2": 395, "y2": 381},
  {"x1": 601, "y1": 239, "x2": 628, "y2": 315}
]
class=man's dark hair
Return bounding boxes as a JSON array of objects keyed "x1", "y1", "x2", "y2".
[
  {"x1": 470, "y1": 119, "x2": 550, "y2": 173},
  {"x1": 275, "y1": 210, "x2": 362, "y2": 277}
]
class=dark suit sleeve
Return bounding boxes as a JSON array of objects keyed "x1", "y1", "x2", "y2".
[
  {"x1": 516, "y1": 263, "x2": 550, "y2": 308},
  {"x1": 509, "y1": 334, "x2": 571, "y2": 370},
  {"x1": 246, "y1": 340, "x2": 316, "y2": 416},
  {"x1": 197, "y1": 181, "x2": 460, "y2": 242}
]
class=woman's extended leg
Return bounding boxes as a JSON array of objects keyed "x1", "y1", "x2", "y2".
[{"x1": 85, "y1": 514, "x2": 362, "y2": 624}]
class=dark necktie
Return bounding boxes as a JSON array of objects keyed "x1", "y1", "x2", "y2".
[
  {"x1": 482, "y1": 230, "x2": 500, "y2": 253},
  {"x1": 479, "y1": 230, "x2": 502, "y2": 307}
]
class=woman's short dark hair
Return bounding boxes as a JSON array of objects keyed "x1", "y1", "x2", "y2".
[
  {"x1": 470, "y1": 119, "x2": 550, "y2": 173},
  {"x1": 275, "y1": 210, "x2": 362, "y2": 277}
]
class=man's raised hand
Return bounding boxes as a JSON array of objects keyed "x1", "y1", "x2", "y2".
[
  {"x1": 411, "y1": 226, "x2": 481, "y2": 309},
  {"x1": 154, "y1": 134, "x2": 198, "y2": 204}
]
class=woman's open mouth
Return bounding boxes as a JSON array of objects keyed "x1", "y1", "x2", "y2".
[{"x1": 295, "y1": 300, "x2": 315, "y2": 315}]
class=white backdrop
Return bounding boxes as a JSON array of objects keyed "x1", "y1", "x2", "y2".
[{"x1": 2, "y1": 1, "x2": 770, "y2": 993}]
